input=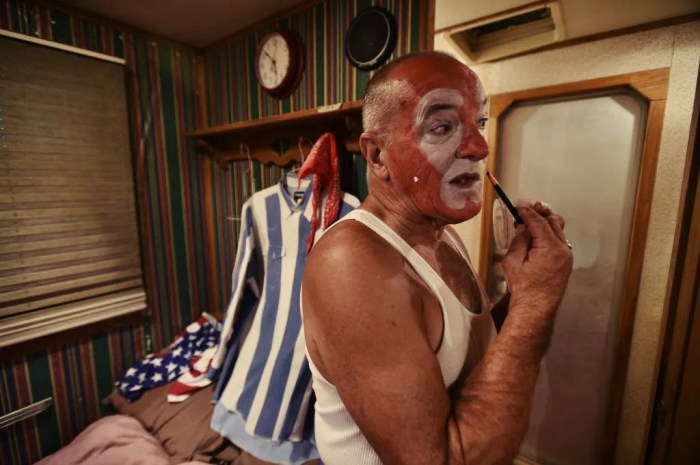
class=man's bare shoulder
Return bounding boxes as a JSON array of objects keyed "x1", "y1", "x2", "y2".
[
  {"x1": 303, "y1": 218, "x2": 416, "y2": 317},
  {"x1": 308, "y1": 219, "x2": 404, "y2": 277},
  {"x1": 302, "y1": 216, "x2": 437, "y2": 388}
]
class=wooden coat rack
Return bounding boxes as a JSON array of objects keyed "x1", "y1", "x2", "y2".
[{"x1": 185, "y1": 101, "x2": 363, "y2": 169}]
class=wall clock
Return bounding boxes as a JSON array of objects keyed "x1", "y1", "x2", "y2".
[
  {"x1": 344, "y1": 7, "x2": 398, "y2": 71},
  {"x1": 255, "y1": 29, "x2": 305, "y2": 99}
]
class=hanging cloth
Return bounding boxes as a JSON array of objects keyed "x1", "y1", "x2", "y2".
[{"x1": 297, "y1": 132, "x2": 341, "y2": 254}]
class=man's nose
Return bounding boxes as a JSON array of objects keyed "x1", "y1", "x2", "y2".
[{"x1": 456, "y1": 125, "x2": 489, "y2": 160}]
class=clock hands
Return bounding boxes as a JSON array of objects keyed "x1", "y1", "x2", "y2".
[
  {"x1": 263, "y1": 49, "x2": 277, "y2": 81},
  {"x1": 263, "y1": 50, "x2": 276, "y2": 65},
  {"x1": 271, "y1": 40, "x2": 280, "y2": 81}
]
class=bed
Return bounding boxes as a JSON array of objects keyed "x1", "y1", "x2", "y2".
[{"x1": 33, "y1": 383, "x2": 282, "y2": 465}]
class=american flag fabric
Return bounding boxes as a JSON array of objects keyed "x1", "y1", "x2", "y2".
[
  {"x1": 116, "y1": 314, "x2": 221, "y2": 401},
  {"x1": 166, "y1": 346, "x2": 217, "y2": 403}
]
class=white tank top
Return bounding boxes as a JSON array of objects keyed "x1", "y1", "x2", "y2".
[{"x1": 304, "y1": 210, "x2": 495, "y2": 465}]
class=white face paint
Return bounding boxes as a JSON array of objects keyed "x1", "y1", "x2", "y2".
[{"x1": 413, "y1": 88, "x2": 485, "y2": 210}]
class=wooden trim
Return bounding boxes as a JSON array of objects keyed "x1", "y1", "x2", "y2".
[
  {"x1": 420, "y1": 0, "x2": 436, "y2": 51},
  {"x1": 646, "y1": 62, "x2": 700, "y2": 465},
  {"x1": 186, "y1": 101, "x2": 363, "y2": 137},
  {"x1": 478, "y1": 104, "x2": 499, "y2": 284},
  {"x1": 205, "y1": 0, "x2": 326, "y2": 50},
  {"x1": 186, "y1": 101, "x2": 363, "y2": 167},
  {"x1": 514, "y1": 456, "x2": 541, "y2": 465},
  {"x1": 479, "y1": 68, "x2": 670, "y2": 463},
  {"x1": 0, "y1": 29, "x2": 125, "y2": 64},
  {"x1": 487, "y1": 68, "x2": 670, "y2": 110},
  {"x1": 601, "y1": 97, "x2": 666, "y2": 464}
]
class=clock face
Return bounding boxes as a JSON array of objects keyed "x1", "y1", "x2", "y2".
[
  {"x1": 255, "y1": 29, "x2": 305, "y2": 99},
  {"x1": 258, "y1": 33, "x2": 291, "y2": 90}
]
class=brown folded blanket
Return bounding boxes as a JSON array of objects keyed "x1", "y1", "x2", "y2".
[
  {"x1": 105, "y1": 383, "x2": 240, "y2": 464},
  {"x1": 105, "y1": 384, "x2": 320, "y2": 465}
]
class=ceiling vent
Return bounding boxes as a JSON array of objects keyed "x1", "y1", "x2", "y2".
[{"x1": 440, "y1": 1, "x2": 566, "y2": 64}]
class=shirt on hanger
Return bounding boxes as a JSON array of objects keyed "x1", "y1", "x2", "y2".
[{"x1": 209, "y1": 175, "x2": 360, "y2": 465}]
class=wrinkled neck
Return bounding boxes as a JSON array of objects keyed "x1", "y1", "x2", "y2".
[{"x1": 361, "y1": 185, "x2": 446, "y2": 249}]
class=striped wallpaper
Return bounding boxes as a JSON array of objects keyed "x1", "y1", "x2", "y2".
[
  {"x1": 205, "y1": 0, "x2": 423, "y2": 125},
  {"x1": 205, "y1": 0, "x2": 426, "y2": 308},
  {"x1": 0, "y1": 0, "x2": 427, "y2": 462},
  {"x1": 0, "y1": 0, "x2": 207, "y2": 462}
]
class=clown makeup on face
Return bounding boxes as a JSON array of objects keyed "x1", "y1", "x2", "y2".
[{"x1": 411, "y1": 87, "x2": 488, "y2": 214}]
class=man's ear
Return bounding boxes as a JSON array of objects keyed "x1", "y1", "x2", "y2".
[{"x1": 360, "y1": 132, "x2": 389, "y2": 180}]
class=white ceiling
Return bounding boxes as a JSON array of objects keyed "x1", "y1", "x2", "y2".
[
  {"x1": 56, "y1": 0, "x2": 699, "y2": 49},
  {"x1": 57, "y1": 0, "x2": 308, "y2": 48}
]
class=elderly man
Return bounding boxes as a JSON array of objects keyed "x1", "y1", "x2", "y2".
[{"x1": 301, "y1": 51, "x2": 573, "y2": 465}]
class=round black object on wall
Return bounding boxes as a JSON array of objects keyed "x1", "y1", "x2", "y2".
[{"x1": 344, "y1": 7, "x2": 397, "y2": 71}]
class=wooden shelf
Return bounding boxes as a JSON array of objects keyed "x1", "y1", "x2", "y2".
[{"x1": 185, "y1": 101, "x2": 363, "y2": 168}]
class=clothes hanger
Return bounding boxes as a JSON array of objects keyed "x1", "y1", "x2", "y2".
[
  {"x1": 241, "y1": 143, "x2": 257, "y2": 194},
  {"x1": 287, "y1": 137, "x2": 309, "y2": 177},
  {"x1": 228, "y1": 143, "x2": 255, "y2": 223}
]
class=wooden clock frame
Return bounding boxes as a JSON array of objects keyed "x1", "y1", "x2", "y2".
[{"x1": 255, "y1": 28, "x2": 305, "y2": 99}]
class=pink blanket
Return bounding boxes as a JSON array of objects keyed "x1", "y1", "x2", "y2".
[{"x1": 35, "y1": 415, "x2": 208, "y2": 465}]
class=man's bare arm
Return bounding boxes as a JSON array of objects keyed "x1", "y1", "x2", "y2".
[
  {"x1": 303, "y1": 222, "x2": 456, "y2": 464},
  {"x1": 450, "y1": 206, "x2": 573, "y2": 464},
  {"x1": 303, "y1": 206, "x2": 572, "y2": 465}
]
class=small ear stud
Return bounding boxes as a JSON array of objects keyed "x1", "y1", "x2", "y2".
[{"x1": 413, "y1": 176, "x2": 419, "y2": 183}]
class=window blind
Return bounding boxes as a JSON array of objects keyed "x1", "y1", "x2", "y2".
[{"x1": 0, "y1": 36, "x2": 146, "y2": 347}]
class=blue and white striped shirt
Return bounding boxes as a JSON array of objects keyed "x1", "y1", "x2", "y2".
[{"x1": 210, "y1": 176, "x2": 359, "y2": 464}]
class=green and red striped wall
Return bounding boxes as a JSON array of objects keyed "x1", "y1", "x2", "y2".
[
  {"x1": 206, "y1": 0, "x2": 426, "y2": 307},
  {"x1": 0, "y1": 0, "x2": 428, "y2": 462}
]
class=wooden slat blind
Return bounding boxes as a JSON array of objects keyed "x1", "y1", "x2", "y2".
[{"x1": 0, "y1": 36, "x2": 146, "y2": 346}]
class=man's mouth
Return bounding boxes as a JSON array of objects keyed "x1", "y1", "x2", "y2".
[{"x1": 449, "y1": 172, "x2": 480, "y2": 187}]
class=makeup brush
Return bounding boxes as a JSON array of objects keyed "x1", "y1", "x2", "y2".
[{"x1": 485, "y1": 171, "x2": 524, "y2": 225}]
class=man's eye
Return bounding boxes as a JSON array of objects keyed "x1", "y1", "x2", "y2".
[
  {"x1": 431, "y1": 122, "x2": 454, "y2": 135},
  {"x1": 477, "y1": 117, "x2": 489, "y2": 131}
]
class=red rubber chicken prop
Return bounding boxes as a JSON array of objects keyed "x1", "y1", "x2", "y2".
[{"x1": 296, "y1": 132, "x2": 341, "y2": 254}]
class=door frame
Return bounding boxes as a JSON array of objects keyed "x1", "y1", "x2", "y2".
[
  {"x1": 645, "y1": 65, "x2": 700, "y2": 465},
  {"x1": 479, "y1": 68, "x2": 671, "y2": 464}
]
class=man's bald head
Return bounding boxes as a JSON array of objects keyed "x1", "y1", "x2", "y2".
[{"x1": 361, "y1": 51, "x2": 473, "y2": 146}]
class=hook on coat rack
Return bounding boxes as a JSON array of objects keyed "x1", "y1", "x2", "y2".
[
  {"x1": 298, "y1": 137, "x2": 312, "y2": 165},
  {"x1": 187, "y1": 100, "x2": 363, "y2": 168},
  {"x1": 240, "y1": 143, "x2": 257, "y2": 196},
  {"x1": 288, "y1": 137, "x2": 314, "y2": 176}
]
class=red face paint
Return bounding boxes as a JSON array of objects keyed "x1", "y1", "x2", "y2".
[{"x1": 384, "y1": 58, "x2": 489, "y2": 223}]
